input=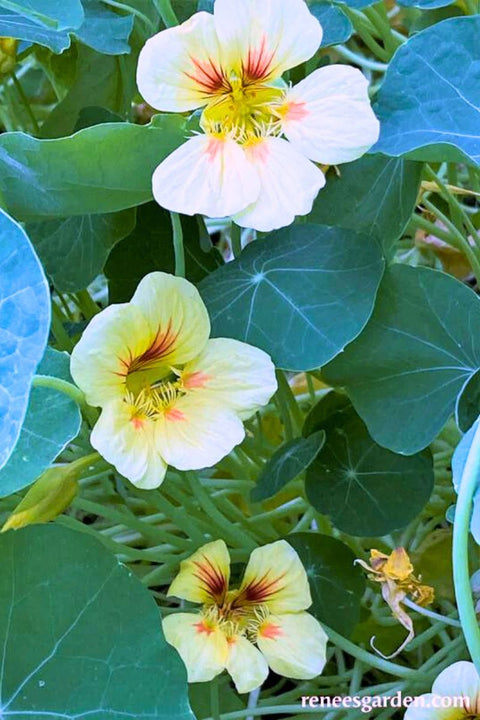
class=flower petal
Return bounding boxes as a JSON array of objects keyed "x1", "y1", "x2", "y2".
[
  {"x1": 181, "y1": 338, "x2": 277, "y2": 420},
  {"x1": 162, "y1": 612, "x2": 229, "y2": 683},
  {"x1": 152, "y1": 134, "x2": 260, "y2": 219},
  {"x1": 137, "y1": 12, "x2": 226, "y2": 112},
  {"x1": 156, "y1": 394, "x2": 245, "y2": 471},
  {"x1": 281, "y1": 65, "x2": 380, "y2": 165},
  {"x1": 129, "y1": 272, "x2": 210, "y2": 371},
  {"x1": 432, "y1": 661, "x2": 480, "y2": 713},
  {"x1": 91, "y1": 400, "x2": 168, "y2": 489},
  {"x1": 257, "y1": 612, "x2": 328, "y2": 680},
  {"x1": 404, "y1": 694, "x2": 464, "y2": 720},
  {"x1": 168, "y1": 540, "x2": 231, "y2": 605},
  {"x1": 226, "y1": 635, "x2": 269, "y2": 694},
  {"x1": 233, "y1": 137, "x2": 325, "y2": 232},
  {"x1": 214, "y1": 0, "x2": 322, "y2": 81},
  {"x1": 70, "y1": 304, "x2": 151, "y2": 407},
  {"x1": 237, "y1": 540, "x2": 312, "y2": 613}
]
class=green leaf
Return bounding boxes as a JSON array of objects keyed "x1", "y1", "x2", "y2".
[
  {"x1": 308, "y1": 155, "x2": 423, "y2": 255},
  {"x1": 0, "y1": 115, "x2": 187, "y2": 221},
  {"x1": 0, "y1": 524, "x2": 195, "y2": 720},
  {"x1": 106, "y1": 202, "x2": 223, "y2": 302},
  {"x1": 200, "y1": 224, "x2": 384, "y2": 371},
  {"x1": 303, "y1": 391, "x2": 351, "y2": 438},
  {"x1": 0, "y1": 9, "x2": 71, "y2": 52},
  {"x1": 0, "y1": 0, "x2": 84, "y2": 29},
  {"x1": 0, "y1": 210, "x2": 50, "y2": 471},
  {"x1": 456, "y1": 370, "x2": 480, "y2": 433},
  {"x1": 37, "y1": 346, "x2": 74, "y2": 383},
  {"x1": 0, "y1": 385, "x2": 81, "y2": 498},
  {"x1": 288, "y1": 533, "x2": 366, "y2": 636},
  {"x1": 373, "y1": 17, "x2": 480, "y2": 167},
  {"x1": 28, "y1": 209, "x2": 136, "y2": 292},
  {"x1": 251, "y1": 431, "x2": 325, "y2": 502},
  {"x1": 310, "y1": 1, "x2": 353, "y2": 47},
  {"x1": 323, "y1": 265, "x2": 480, "y2": 454},
  {"x1": 398, "y1": 0, "x2": 455, "y2": 8},
  {"x1": 305, "y1": 406, "x2": 434, "y2": 536}
]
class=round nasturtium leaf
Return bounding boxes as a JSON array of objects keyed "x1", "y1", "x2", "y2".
[
  {"x1": 288, "y1": 532, "x2": 365, "y2": 636},
  {"x1": 0, "y1": 524, "x2": 195, "y2": 720},
  {"x1": 0, "y1": 0, "x2": 84, "y2": 30},
  {"x1": 310, "y1": 2, "x2": 353, "y2": 47},
  {"x1": 0, "y1": 210, "x2": 50, "y2": 472},
  {"x1": 200, "y1": 224, "x2": 384, "y2": 371},
  {"x1": 305, "y1": 407, "x2": 435, "y2": 536},
  {"x1": 324, "y1": 265, "x2": 480, "y2": 455},
  {"x1": 373, "y1": 16, "x2": 480, "y2": 167}
]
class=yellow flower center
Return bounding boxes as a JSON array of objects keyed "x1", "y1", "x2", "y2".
[
  {"x1": 200, "y1": 597, "x2": 270, "y2": 642},
  {"x1": 201, "y1": 77, "x2": 285, "y2": 142},
  {"x1": 125, "y1": 379, "x2": 184, "y2": 424}
]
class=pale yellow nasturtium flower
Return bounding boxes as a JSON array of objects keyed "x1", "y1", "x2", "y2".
[
  {"x1": 356, "y1": 548, "x2": 434, "y2": 658},
  {"x1": 405, "y1": 661, "x2": 480, "y2": 720},
  {"x1": 136, "y1": 0, "x2": 380, "y2": 232},
  {"x1": 70, "y1": 272, "x2": 277, "y2": 489},
  {"x1": 163, "y1": 539, "x2": 328, "y2": 693},
  {"x1": 0, "y1": 38, "x2": 18, "y2": 74}
]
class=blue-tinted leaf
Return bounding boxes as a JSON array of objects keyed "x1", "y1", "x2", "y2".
[
  {"x1": 374, "y1": 17, "x2": 480, "y2": 167},
  {"x1": 0, "y1": 0, "x2": 84, "y2": 30},
  {"x1": 452, "y1": 418, "x2": 480, "y2": 544},
  {"x1": 0, "y1": 210, "x2": 50, "y2": 471},
  {"x1": 0, "y1": 8, "x2": 70, "y2": 52},
  {"x1": 311, "y1": 1, "x2": 353, "y2": 47},
  {"x1": 75, "y1": 0, "x2": 134, "y2": 55}
]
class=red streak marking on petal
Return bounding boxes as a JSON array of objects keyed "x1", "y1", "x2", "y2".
[
  {"x1": 236, "y1": 571, "x2": 287, "y2": 605},
  {"x1": 183, "y1": 371, "x2": 212, "y2": 389},
  {"x1": 194, "y1": 620, "x2": 215, "y2": 636},
  {"x1": 284, "y1": 101, "x2": 309, "y2": 123},
  {"x1": 243, "y1": 36, "x2": 277, "y2": 83},
  {"x1": 260, "y1": 622, "x2": 283, "y2": 640},
  {"x1": 165, "y1": 407, "x2": 186, "y2": 422},
  {"x1": 185, "y1": 56, "x2": 229, "y2": 95},
  {"x1": 193, "y1": 556, "x2": 228, "y2": 602},
  {"x1": 128, "y1": 321, "x2": 179, "y2": 373}
]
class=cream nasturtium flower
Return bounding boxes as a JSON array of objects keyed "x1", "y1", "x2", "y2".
[
  {"x1": 405, "y1": 662, "x2": 480, "y2": 720},
  {"x1": 136, "y1": 0, "x2": 380, "y2": 232},
  {"x1": 70, "y1": 272, "x2": 277, "y2": 489},
  {"x1": 163, "y1": 539, "x2": 328, "y2": 693}
]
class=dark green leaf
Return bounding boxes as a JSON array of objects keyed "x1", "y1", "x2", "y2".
[
  {"x1": 310, "y1": 1, "x2": 353, "y2": 47},
  {"x1": 0, "y1": 210, "x2": 50, "y2": 471},
  {"x1": 0, "y1": 0, "x2": 84, "y2": 30},
  {"x1": 200, "y1": 224, "x2": 384, "y2": 371},
  {"x1": 456, "y1": 370, "x2": 480, "y2": 433},
  {"x1": 28, "y1": 209, "x2": 136, "y2": 292},
  {"x1": 106, "y1": 202, "x2": 223, "y2": 302},
  {"x1": 288, "y1": 533, "x2": 366, "y2": 636},
  {"x1": 0, "y1": 115, "x2": 187, "y2": 221},
  {"x1": 305, "y1": 407, "x2": 434, "y2": 535},
  {"x1": 309, "y1": 155, "x2": 423, "y2": 255},
  {"x1": 303, "y1": 391, "x2": 352, "y2": 438},
  {"x1": 251, "y1": 431, "x2": 325, "y2": 502},
  {"x1": 324, "y1": 265, "x2": 480, "y2": 454},
  {"x1": 0, "y1": 524, "x2": 195, "y2": 719},
  {"x1": 373, "y1": 17, "x2": 480, "y2": 167}
]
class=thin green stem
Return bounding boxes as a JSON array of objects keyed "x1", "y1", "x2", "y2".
[
  {"x1": 10, "y1": 71, "x2": 39, "y2": 133},
  {"x1": 231, "y1": 222, "x2": 243, "y2": 258},
  {"x1": 276, "y1": 370, "x2": 303, "y2": 434},
  {"x1": 333, "y1": 45, "x2": 388, "y2": 72},
  {"x1": 402, "y1": 598, "x2": 461, "y2": 628},
  {"x1": 100, "y1": 0, "x2": 156, "y2": 32},
  {"x1": 170, "y1": 212, "x2": 185, "y2": 277},
  {"x1": 153, "y1": 0, "x2": 178, "y2": 27},
  {"x1": 33, "y1": 374, "x2": 98, "y2": 426},
  {"x1": 453, "y1": 416, "x2": 480, "y2": 674},
  {"x1": 210, "y1": 677, "x2": 221, "y2": 720}
]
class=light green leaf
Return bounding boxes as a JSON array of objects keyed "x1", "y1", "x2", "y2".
[
  {"x1": 323, "y1": 265, "x2": 480, "y2": 454},
  {"x1": 0, "y1": 115, "x2": 187, "y2": 221},
  {"x1": 309, "y1": 155, "x2": 423, "y2": 255},
  {"x1": 0, "y1": 0, "x2": 84, "y2": 29},
  {"x1": 0, "y1": 524, "x2": 195, "y2": 720},
  {"x1": 373, "y1": 17, "x2": 480, "y2": 167},
  {"x1": 28, "y1": 209, "x2": 136, "y2": 292},
  {"x1": 0, "y1": 210, "x2": 50, "y2": 471},
  {"x1": 288, "y1": 533, "x2": 366, "y2": 636},
  {"x1": 305, "y1": 406, "x2": 434, "y2": 535},
  {"x1": 200, "y1": 224, "x2": 384, "y2": 371},
  {"x1": 251, "y1": 431, "x2": 325, "y2": 502}
]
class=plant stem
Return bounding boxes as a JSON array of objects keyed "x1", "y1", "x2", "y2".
[
  {"x1": 333, "y1": 45, "x2": 388, "y2": 72},
  {"x1": 210, "y1": 677, "x2": 221, "y2": 720},
  {"x1": 153, "y1": 0, "x2": 178, "y2": 27},
  {"x1": 100, "y1": 0, "x2": 156, "y2": 32},
  {"x1": 231, "y1": 222, "x2": 243, "y2": 258},
  {"x1": 453, "y1": 416, "x2": 480, "y2": 675},
  {"x1": 170, "y1": 212, "x2": 185, "y2": 278},
  {"x1": 10, "y1": 71, "x2": 39, "y2": 134},
  {"x1": 33, "y1": 374, "x2": 99, "y2": 426},
  {"x1": 276, "y1": 370, "x2": 303, "y2": 435},
  {"x1": 402, "y1": 598, "x2": 461, "y2": 628}
]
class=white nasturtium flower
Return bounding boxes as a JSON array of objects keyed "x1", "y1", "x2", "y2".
[
  {"x1": 404, "y1": 661, "x2": 480, "y2": 720},
  {"x1": 163, "y1": 539, "x2": 328, "y2": 693},
  {"x1": 70, "y1": 272, "x2": 277, "y2": 489},
  {"x1": 136, "y1": 0, "x2": 380, "y2": 232}
]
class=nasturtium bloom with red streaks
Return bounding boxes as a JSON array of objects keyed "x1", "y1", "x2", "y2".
[
  {"x1": 163, "y1": 539, "x2": 328, "y2": 693},
  {"x1": 136, "y1": 0, "x2": 380, "y2": 232},
  {"x1": 70, "y1": 272, "x2": 277, "y2": 489},
  {"x1": 404, "y1": 662, "x2": 480, "y2": 720}
]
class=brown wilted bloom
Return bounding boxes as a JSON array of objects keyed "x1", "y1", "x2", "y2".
[{"x1": 356, "y1": 548, "x2": 434, "y2": 659}]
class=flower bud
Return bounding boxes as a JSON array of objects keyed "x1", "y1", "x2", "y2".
[
  {"x1": 0, "y1": 38, "x2": 18, "y2": 75},
  {"x1": 2, "y1": 465, "x2": 79, "y2": 532}
]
